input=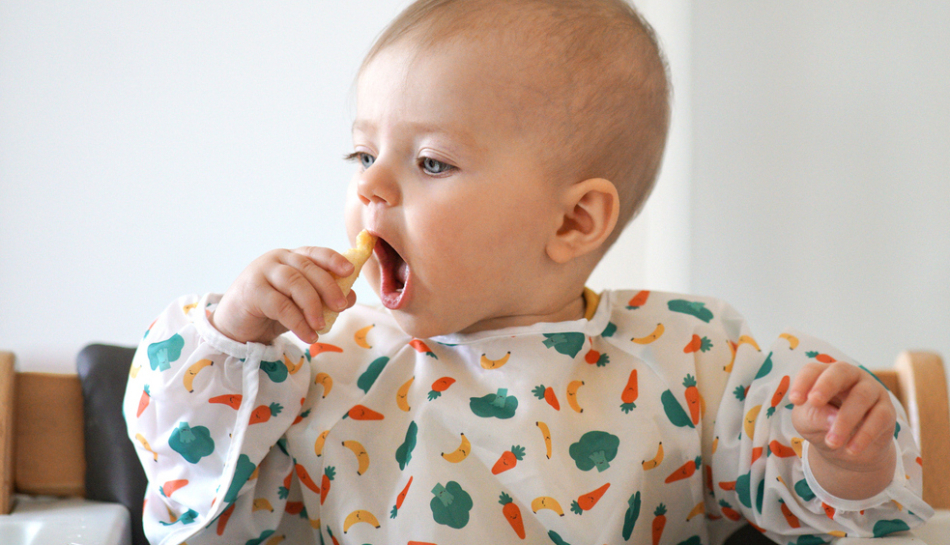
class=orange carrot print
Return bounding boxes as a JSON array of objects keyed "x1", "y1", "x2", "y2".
[
  {"x1": 208, "y1": 393, "x2": 242, "y2": 410},
  {"x1": 682, "y1": 375, "x2": 701, "y2": 424},
  {"x1": 216, "y1": 502, "x2": 235, "y2": 536},
  {"x1": 492, "y1": 445, "x2": 526, "y2": 475},
  {"x1": 806, "y1": 351, "x2": 836, "y2": 364},
  {"x1": 320, "y1": 466, "x2": 335, "y2": 505},
  {"x1": 249, "y1": 402, "x2": 282, "y2": 425},
  {"x1": 409, "y1": 339, "x2": 438, "y2": 359},
  {"x1": 769, "y1": 440, "x2": 797, "y2": 458},
  {"x1": 779, "y1": 499, "x2": 800, "y2": 528},
  {"x1": 683, "y1": 334, "x2": 713, "y2": 354},
  {"x1": 719, "y1": 499, "x2": 742, "y2": 521},
  {"x1": 766, "y1": 375, "x2": 790, "y2": 417},
  {"x1": 343, "y1": 404, "x2": 384, "y2": 420},
  {"x1": 160, "y1": 479, "x2": 188, "y2": 497},
  {"x1": 751, "y1": 446, "x2": 764, "y2": 464},
  {"x1": 285, "y1": 501, "x2": 304, "y2": 515},
  {"x1": 822, "y1": 502, "x2": 836, "y2": 519},
  {"x1": 428, "y1": 376, "x2": 456, "y2": 400},
  {"x1": 309, "y1": 342, "x2": 343, "y2": 357},
  {"x1": 627, "y1": 290, "x2": 650, "y2": 309},
  {"x1": 499, "y1": 492, "x2": 526, "y2": 539},
  {"x1": 652, "y1": 503, "x2": 667, "y2": 545},
  {"x1": 532, "y1": 384, "x2": 560, "y2": 410},
  {"x1": 390, "y1": 476, "x2": 413, "y2": 518},
  {"x1": 570, "y1": 482, "x2": 610, "y2": 514},
  {"x1": 295, "y1": 463, "x2": 320, "y2": 495},
  {"x1": 620, "y1": 369, "x2": 638, "y2": 413},
  {"x1": 137, "y1": 386, "x2": 151, "y2": 417},
  {"x1": 719, "y1": 480, "x2": 736, "y2": 491},
  {"x1": 665, "y1": 456, "x2": 702, "y2": 483},
  {"x1": 584, "y1": 339, "x2": 610, "y2": 367}
]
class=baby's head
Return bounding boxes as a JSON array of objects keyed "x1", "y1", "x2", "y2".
[{"x1": 345, "y1": 0, "x2": 670, "y2": 338}]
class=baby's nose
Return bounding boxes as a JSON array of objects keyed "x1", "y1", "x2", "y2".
[{"x1": 357, "y1": 162, "x2": 400, "y2": 206}]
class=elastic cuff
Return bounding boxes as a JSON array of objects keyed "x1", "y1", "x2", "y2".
[
  {"x1": 801, "y1": 438, "x2": 906, "y2": 511},
  {"x1": 193, "y1": 293, "x2": 289, "y2": 362}
]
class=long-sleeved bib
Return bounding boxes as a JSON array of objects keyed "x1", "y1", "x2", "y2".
[{"x1": 124, "y1": 289, "x2": 932, "y2": 545}]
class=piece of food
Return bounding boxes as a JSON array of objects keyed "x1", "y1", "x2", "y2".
[{"x1": 318, "y1": 230, "x2": 377, "y2": 334}]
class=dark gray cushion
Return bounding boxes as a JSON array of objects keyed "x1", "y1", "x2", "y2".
[{"x1": 77, "y1": 343, "x2": 148, "y2": 545}]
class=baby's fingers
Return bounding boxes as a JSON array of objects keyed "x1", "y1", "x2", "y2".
[
  {"x1": 845, "y1": 399, "x2": 895, "y2": 455},
  {"x1": 256, "y1": 285, "x2": 318, "y2": 343},
  {"x1": 824, "y1": 380, "x2": 883, "y2": 449},
  {"x1": 805, "y1": 362, "x2": 862, "y2": 406},
  {"x1": 788, "y1": 362, "x2": 827, "y2": 405}
]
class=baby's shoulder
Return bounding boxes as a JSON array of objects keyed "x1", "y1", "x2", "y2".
[{"x1": 601, "y1": 289, "x2": 748, "y2": 342}]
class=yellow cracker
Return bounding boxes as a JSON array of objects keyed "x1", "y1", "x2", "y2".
[{"x1": 318, "y1": 230, "x2": 377, "y2": 334}]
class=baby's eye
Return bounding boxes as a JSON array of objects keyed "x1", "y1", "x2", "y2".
[
  {"x1": 421, "y1": 157, "x2": 454, "y2": 175},
  {"x1": 345, "y1": 151, "x2": 375, "y2": 169}
]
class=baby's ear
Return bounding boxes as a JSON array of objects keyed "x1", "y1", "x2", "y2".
[{"x1": 546, "y1": 178, "x2": 619, "y2": 264}]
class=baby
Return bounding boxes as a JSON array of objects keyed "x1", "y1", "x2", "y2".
[{"x1": 125, "y1": 1, "x2": 933, "y2": 544}]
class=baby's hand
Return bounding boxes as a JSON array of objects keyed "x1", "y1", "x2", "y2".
[
  {"x1": 211, "y1": 248, "x2": 356, "y2": 345},
  {"x1": 789, "y1": 360, "x2": 896, "y2": 468}
]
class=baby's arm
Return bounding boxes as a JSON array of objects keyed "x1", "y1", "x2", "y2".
[
  {"x1": 705, "y1": 316, "x2": 932, "y2": 542},
  {"x1": 123, "y1": 294, "x2": 313, "y2": 545}
]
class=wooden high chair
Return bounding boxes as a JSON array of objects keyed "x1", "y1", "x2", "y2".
[{"x1": 0, "y1": 348, "x2": 948, "y2": 543}]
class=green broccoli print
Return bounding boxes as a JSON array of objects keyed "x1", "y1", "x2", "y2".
[
  {"x1": 548, "y1": 530, "x2": 573, "y2": 545},
  {"x1": 569, "y1": 430, "x2": 620, "y2": 472},
  {"x1": 245, "y1": 530, "x2": 276, "y2": 545},
  {"x1": 224, "y1": 454, "x2": 257, "y2": 503},
  {"x1": 873, "y1": 519, "x2": 910, "y2": 538},
  {"x1": 754, "y1": 353, "x2": 773, "y2": 381},
  {"x1": 735, "y1": 471, "x2": 752, "y2": 509},
  {"x1": 542, "y1": 332, "x2": 586, "y2": 358},
  {"x1": 789, "y1": 535, "x2": 828, "y2": 545},
  {"x1": 357, "y1": 356, "x2": 390, "y2": 393},
  {"x1": 260, "y1": 360, "x2": 288, "y2": 383},
  {"x1": 622, "y1": 491, "x2": 641, "y2": 540},
  {"x1": 667, "y1": 299, "x2": 714, "y2": 323},
  {"x1": 157, "y1": 507, "x2": 198, "y2": 526},
  {"x1": 794, "y1": 478, "x2": 815, "y2": 501},
  {"x1": 602, "y1": 322, "x2": 617, "y2": 337},
  {"x1": 470, "y1": 388, "x2": 518, "y2": 419},
  {"x1": 168, "y1": 421, "x2": 214, "y2": 464},
  {"x1": 395, "y1": 421, "x2": 418, "y2": 471},
  {"x1": 661, "y1": 390, "x2": 694, "y2": 428},
  {"x1": 147, "y1": 334, "x2": 184, "y2": 371},
  {"x1": 430, "y1": 481, "x2": 473, "y2": 529}
]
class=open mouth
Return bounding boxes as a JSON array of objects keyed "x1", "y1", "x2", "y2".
[{"x1": 374, "y1": 236, "x2": 410, "y2": 310}]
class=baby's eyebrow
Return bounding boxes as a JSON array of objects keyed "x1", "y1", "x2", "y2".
[{"x1": 352, "y1": 118, "x2": 485, "y2": 154}]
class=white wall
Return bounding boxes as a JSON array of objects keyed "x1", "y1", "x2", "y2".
[
  {"x1": 0, "y1": 1, "x2": 691, "y2": 373},
  {"x1": 690, "y1": 2, "x2": 950, "y2": 370}
]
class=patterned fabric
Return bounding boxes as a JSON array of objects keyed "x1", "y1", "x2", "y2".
[{"x1": 124, "y1": 290, "x2": 932, "y2": 545}]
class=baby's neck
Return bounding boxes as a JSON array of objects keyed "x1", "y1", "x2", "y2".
[{"x1": 459, "y1": 291, "x2": 587, "y2": 335}]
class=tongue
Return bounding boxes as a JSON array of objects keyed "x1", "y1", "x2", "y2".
[{"x1": 394, "y1": 260, "x2": 408, "y2": 288}]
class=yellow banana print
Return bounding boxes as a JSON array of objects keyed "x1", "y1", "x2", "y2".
[
  {"x1": 440, "y1": 433, "x2": 471, "y2": 463},
  {"x1": 530, "y1": 496, "x2": 565, "y2": 516},
  {"x1": 354, "y1": 324, "x2": 375, "y2": 349},
  {"x1": 314, "y1": 430, "x2": 330, "y2": 457},
  {"x1": 642, "y1": 441, "x2": 664, "y2": 470},
  {"x1": 314, "y1": 372, "x2": 333, "y2": 398},
  {"x1": 686, "y1": 501, "x2": 705, "y2": 521},
  {"x1": 790, "y1": 437, "x2": 804, "y2": 458},
  {"x1": 712, "y1": 436, "x2": 719, "y2": 454},
  {"x1": 536, "y1": 421, "x2": 552, "y2": 459},
  {"x1": 129, "y1": 364, "x2": 141, "y2": 378},
  {"x1": 744, "y1": 405, "x2": 761, "y2": 440},
  {"x1": 283, "y1": 354, "x2": 305, "y2": 375},
  {"x1": 182, "y1": 302, "x2": 198, "y2": 314},
  {"x1": 566, "y1": 380, "x2": 585, "y2": 413},
  {"x1": 632, "y1": 323, "x2": 664, "y2": 344},
  {"x1": 342, "y1": 440, "x2": 370, "y2": 475},
  {"x1": 779, "y1": 333, "x2": 799, "y2": 350},
  {"x1": 343, "y1": 509, "x2": 380, "y2": 533},
  {"x1": 265, "y1": 534, "x2": 285, "y2": 545},
  {"x1": 480, "y1": 351, "x2": 510, "y2": 369},
  {"x1": 182, "y1": 359, "x2": 213, "y2": 393},
  {"x1": 135, "y1": 433, "x2": 158, "y2": 462},
  {"x1": 252, "y1": 498, "x2": 274, "y2": 512},
  {"x1": 396, "y1": 376, "x2": 414, "y2": 412},
  {"x1": 737, "y1": 335, "x2": 760, "y2": 351}
]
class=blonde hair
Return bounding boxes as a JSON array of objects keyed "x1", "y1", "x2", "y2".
[{"x1": 361, "y1": 0, "x2": 671, "y2": 242}]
